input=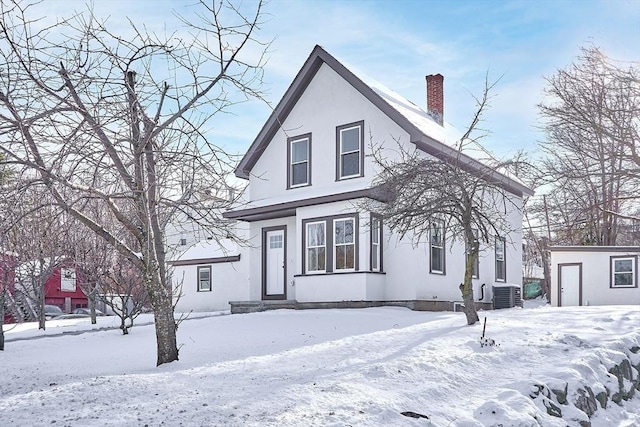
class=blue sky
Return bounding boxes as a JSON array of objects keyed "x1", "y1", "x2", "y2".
[{"x1": 44, "y1": 0, "x2": 640, "y2": 159}]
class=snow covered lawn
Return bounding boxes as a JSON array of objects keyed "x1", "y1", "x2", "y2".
[{"x1": 1, "y1": 302, "x2": 639, "y2": 426}]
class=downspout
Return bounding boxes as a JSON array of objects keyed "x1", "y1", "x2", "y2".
[{"x1": 478, "y1": 283, "x2": 486, "y2": 301}]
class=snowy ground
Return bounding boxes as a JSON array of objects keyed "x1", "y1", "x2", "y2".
[{"x1": 1, "y1": 301, "x2": 639, "y2": 426}]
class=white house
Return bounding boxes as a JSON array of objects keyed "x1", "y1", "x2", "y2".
[
  {"x1": 212, "y1": 45, "x2": 533, "y2": 313},
  {"x1": 550, "y1": 246, "x2": 640, "y2": 307}
]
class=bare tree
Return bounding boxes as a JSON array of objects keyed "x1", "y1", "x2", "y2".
[
  {"x1": 0, "y1": 152, "x2": 11, "y2": 350},
  {"x1": 71, "y1": 226, "x2": 113, "y2": 325},
  {"x1": 98, "y1": 253, "x2": 150, "y2": 335},
  {"x1": 536, "y1": 46, "x2": 640, "y2": 245},
  {"x1": 0, "y1": 242, "x2": 13, "y2": 351},
  {"x1": 6, "y1": 196, "x2": 70, "y2": 330},
  {"x1": 0, "y1": 0, "x2": 267, "y2": 365},
  {"x1": 365, "y1": 78, "x2": 522, "y2": 325}
]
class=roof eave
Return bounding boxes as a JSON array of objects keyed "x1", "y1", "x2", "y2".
[
  {"x1": 235, "y1": 46, "x2": 327, "y2": 179},
  {"x1": 412, "y1": 134, "x2": 534, "y2": 198}
]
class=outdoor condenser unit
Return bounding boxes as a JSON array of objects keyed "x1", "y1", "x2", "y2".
[{"x1": 492, "y1": 284, "x2": 523, "y2": 309}]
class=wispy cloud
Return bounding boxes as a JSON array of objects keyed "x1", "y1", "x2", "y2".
[{"x1": 20, "y1": 0, "x2": 640, "y2": 158}]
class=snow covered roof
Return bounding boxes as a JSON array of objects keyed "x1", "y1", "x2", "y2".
[
  {"x1": 14, "y1": 257, "x2": 68, "y2": 278},
  {"x1": 235, "y1": 45, "x2": 533, "y2": 197},
  {"x1": 170, "y1": 239, "x2": 241, "y2": 265}
]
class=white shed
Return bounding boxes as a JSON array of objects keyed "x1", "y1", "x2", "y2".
[{"x1": 550, "y1": 246, "x2": 639, "y2": 307}]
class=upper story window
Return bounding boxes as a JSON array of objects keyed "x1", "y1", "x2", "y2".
[
  {"x1": 306, "y1": 221, "x2": 326, "y2": 273},
  {"x1": 197, "y1": 265, "x2": 212, "y2": 292},
  {"x1": 610, "y1": 256, "x2": 637, "y2": 288},
  {"x1": 371, "y1": 216, "x2": 382, "y2": 272},
  {"x1": 336, "y1": 121, "x2": 364, "y2": 180},
  {"x1": 60, "y1": 267, "x2": 77, "y2": 292},
  {"x1": 288, "y1": 133, "x2": 311, "y2": 188},
  {"x1": 430, "y1": 221, "x2": 445, "y2": 274},
  {"x1": 334, "y1": 218, "x2": 355, "y2": 271},
  {"x1": 495, "y1": 237, "x2": 506, "y2": 282}
]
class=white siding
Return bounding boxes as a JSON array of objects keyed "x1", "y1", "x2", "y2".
[{"x1": 173, "y1": 258, "x2": 249, "y2": 312}]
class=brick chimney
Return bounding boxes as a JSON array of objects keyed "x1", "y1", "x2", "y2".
[{"x1": 426, "y1": 74, "x2": 444, "y2": 125}]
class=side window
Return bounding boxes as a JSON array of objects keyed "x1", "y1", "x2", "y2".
[
  {"x1": 430, "y1": 221, "x2": 445, "y2": 274},
  {"x1": 288, "y1": 134, "x2": 311, "y2": 188},
  {"x1": 336, "y1": 121, "x2": 364, "y2": 180},
  {"x1": 306, "y1": 221, "x2": 326, "y2": 273},
  {"x1": 197, "y1": 266, "x2": 212, "y2": 292},
  {"x1": 610, "y1": 256, "x2": 637, "y2": 288},
  {"x1": 495, "y1": 237, "x2": 506, "y2": 282},
  {"x1": 371, "y1": 216, "x2": 382, "y2": 272}
]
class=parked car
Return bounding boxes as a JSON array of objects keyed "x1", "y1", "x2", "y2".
[
  {"x1": 72, "y1": 308, "x2": 105, "y2": 316},
  {"x1": 44, "y1": 305, "x2": 63, "y2": 320}
]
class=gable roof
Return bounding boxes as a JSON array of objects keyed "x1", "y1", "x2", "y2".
[{"x1": 236, "y1": 45, "x2": 533, "y2": 197}]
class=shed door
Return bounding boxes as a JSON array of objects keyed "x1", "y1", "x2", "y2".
[
  {"x1": 559, "y1": 263, "x2": 581, "y2": 306},
  {"x1": 263, "y1": 227, "x2": 286, "y2": 300}
]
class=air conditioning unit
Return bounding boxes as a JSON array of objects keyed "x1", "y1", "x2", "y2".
[{"x1": 493, "y1": 284, "x2": 523, "y2": 309}]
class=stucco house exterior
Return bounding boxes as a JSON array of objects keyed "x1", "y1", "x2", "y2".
[
  {"x1": 170, "y1": 237, "x2": 249, "y2": 313},
  {"x1": 180, "y1": 44, "x2": 530, "y2": 314},
  {"x1": 550, "y1": 246, "x2": 640, "y2": 307}
]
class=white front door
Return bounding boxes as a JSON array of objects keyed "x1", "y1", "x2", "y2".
[
  {"x1": 264, "y1": 228, "x2": 286, "y2": 299},
  {"x1": 559, "y1": 263, "x2": 581, "y2": 306}
]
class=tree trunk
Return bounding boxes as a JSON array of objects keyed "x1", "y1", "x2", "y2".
[
  {"x1": 120, "y1": 315, "x2": 128, "y2": 335},
  {"x1": 541, "y1": 237, "x2": 552, "y2": 303},
  {"x1": 460, "y1": 249, "x2": 480, "y2": 325},
  {"x1": 0, "y1": 271, "x2": 5, "y2": 350},
  {"x1": 152, "y1": 292, "x2": 179, "y2": 366},
  {"x1": 38, "y1": 279, "x2": 46, "y2": 330},
  {"x1": 0, "y1": 298, "x2": 5, "y2": 351},
  {"x1": 88, "y1": 291, "x2": 97, "y2": 325}
]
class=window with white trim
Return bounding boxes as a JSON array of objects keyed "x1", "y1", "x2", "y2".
[
  {"x1": 430, "y1": 221, "x2": 445, "y2": 274},
  {"x1": 197, "y1": 266, "x2": 211, "y2": 292},
  {"x1": 289, "y1": 135, "x2": 310, "y2": 188},
  {"x1": 306, "y1": 221, "x2": 326, "y2": 273},
  {"x1": 371, "y1": 217, "x2": 381, "y2": 272},
  {"x1": 337, "y1": 122, "x2": 363, "y2": 179},
  {"x1": 611, "y1": 256, "x2": 636, "y2": 288},
  {"x1": 495, "y1": 237, "x2": 506, "y2": 282},
  {"x1": 334, "y1": 218, "x2": 355, "y2": 270},
  {"x1": 60, "y1": 267, "x2": 77, "y2": 292}
]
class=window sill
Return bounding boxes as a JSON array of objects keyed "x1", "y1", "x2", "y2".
[
  {"x1": 335, "y1": 174, "x2": 363, "y2": 182},
  {"x1": 295, "y1": 271, "x2": 386, "y2": 277},
  {"x1": 288, "y1": 183, "x2": 311, "y2": 190}
]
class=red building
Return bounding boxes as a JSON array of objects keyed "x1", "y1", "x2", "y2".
[
  {"x1": 2, "y1": 259, "x2": 88, "y2": 323},
  {"x1": 43, "y1": 262, "x2": 88, "y2": 312}
]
